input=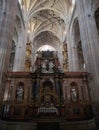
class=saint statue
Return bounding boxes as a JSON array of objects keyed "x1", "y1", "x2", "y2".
[
  {"x1": 16, "y1": 86, "x2": 24, "y2": 102},
  {"x1": 44, "y1": 94, "x2": 51, "y2": 103},
  {"x1": 48, "y1": 61, "x2": 54, "y2": 73},
  {"x1": 41, "y1": 60, "x2": 47, "y2": 73},
  {"x1": 71, "y1": 87, "x2": 78, "y2": 102}
]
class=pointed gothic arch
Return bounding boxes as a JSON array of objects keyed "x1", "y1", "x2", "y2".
[
  {"x1": 73, "y1": 18, "x2": 85, "y2": 71},
  {"x1": 95, "y1": 8, "x2": 99, "y2": 35}
]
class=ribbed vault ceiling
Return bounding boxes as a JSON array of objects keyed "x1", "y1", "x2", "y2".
[
  {"x1": 19, "y1": 0, "x2": 74, "y2": 48},
  {"x1": 34, "y1": 31, "x2": 60, "y2": 51}
]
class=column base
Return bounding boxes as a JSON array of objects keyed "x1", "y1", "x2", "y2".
[{"x1": 92, "y1": 101, "x2": 99, "y2": 127}]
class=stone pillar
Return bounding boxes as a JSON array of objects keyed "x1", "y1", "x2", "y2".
[
  {"x1": 84, "y1": 0, "x2": 99, "y2": 124},
  {"x1": 55, "y1": 78, "x2": 60, "y2": 97},
  {"x1": 0, "y1": 0, "x2": 17, "y2": 116},
  {"x1": 13, "y1": 28, "x2": 27, "y2": 71},
  {"x1": 36, "y1": 78, "x2": 40, "y2": 99},
  {"x1": 71, "y1": 38, "x2": 80, "y2": 71},
  {"x1": 67, "y1": 30, "x2": 73, "y2": 71},
  {"x1": 67, "y1": 27, "x2": 79, "y2": 71},
  {"x1": 32, "y1": 79, "x2": 35, "y2": 99},
  {"x1": 76, "y1": 0, "x2": 99, "y2": 123}
]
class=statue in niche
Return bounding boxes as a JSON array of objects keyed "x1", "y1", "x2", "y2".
[
  {"x1": 42, "y1": 61, "x2": 46, "y2": 68},
  {"x1": 48, "y1": 61, "x2": 54, "y2": 73},
  {"x1": 16, "y1": 85, "x2": 24, "y2": 102},
  {"x1": 2, "y1": 103, "x2": 10, "y2": 118},
  {"x1": 71, "y1": 87, "x2": 78, "y2": 102},
  {"x1": 43, "y1": 86, "x2": 51, "y2": 105},
  {"x1": 44, "y1": 94, "x2": 51, "y2": 103},
  {"x1": 41, "y1": 60, "x2": 47, "y2": 73}
]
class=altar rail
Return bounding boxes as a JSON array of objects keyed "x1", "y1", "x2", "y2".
[{"x1": 38, "y1": 107, "x2": 58, "y2": 115}]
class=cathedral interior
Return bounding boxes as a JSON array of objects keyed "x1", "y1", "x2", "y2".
[{"x1": 0, "y1": 0, "x2": 99, "y2": 130}]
